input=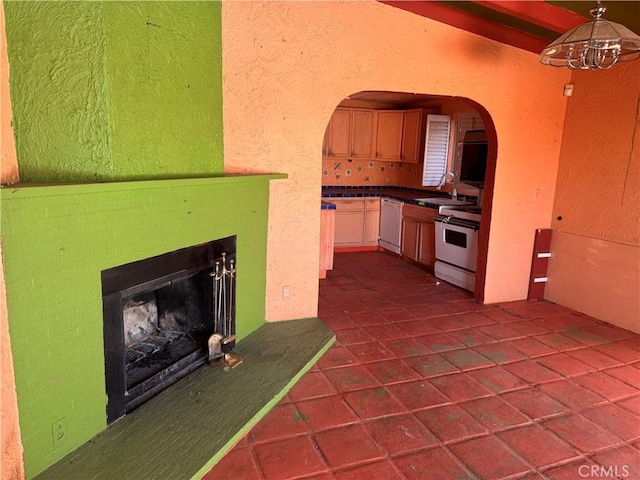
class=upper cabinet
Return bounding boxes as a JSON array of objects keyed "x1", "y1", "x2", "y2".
[
  {"x1": 323, "y1": 107, "x2": 430, "y2": 163},
  {"x1": 374, "y1": 110, "x2": 404, "y2": 161},
  {"x1": 400, "y1": 109, "x2": 425, "y2": 164},
  {"x1": 324, "y1": 108, "x2": 351, "y2": 158},
  {"x1": 350, "y1": 110, "x2": 375, "y2": 159},
  {"x1": 323, "y1": 108, "x2": 374, "y2": 159}
]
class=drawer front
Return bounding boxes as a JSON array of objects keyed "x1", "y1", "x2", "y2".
[
  {"x1": 403, "y1": 204, "x2": 437, "y2": 223},
  {"x1": 365, "y1": 197, "x2": 380, "y2": 212},
  {"x1": 331, "y1": 198, "x2": 366, "y2": 212}
]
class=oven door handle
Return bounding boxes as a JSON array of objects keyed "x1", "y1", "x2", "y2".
[{"x1": 435, "y1": 215, "x2": 480, "y2": 231}]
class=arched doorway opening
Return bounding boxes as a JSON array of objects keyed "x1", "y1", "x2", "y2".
[{"x1": 319, "y1": 91, "x2": 497, "y2": 303}]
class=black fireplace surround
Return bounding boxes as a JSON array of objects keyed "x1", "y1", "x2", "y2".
[{"x1": 102, "y1": 236, "x2": 236, "y2": 424}]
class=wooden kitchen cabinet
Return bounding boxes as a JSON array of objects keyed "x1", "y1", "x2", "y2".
[
  {"x1": 418, "y1": 219, "x2": 436, "y2": 266},
  {"x1": 331, "y1": 197, "x2": 381, "y2": 248},
  {"x1": 400, "y1": 109, "x2": 425, "y2": 163},
  {"x1": 323, "y1": 108, "x2": 374, "y2": 159},
  {"x1": 401, "y1": 204, "x2": 437, "y2": 269},
  {"x1": 324, "y1": 107, "x2": 434, "y2": 163},
  {"x1": 333, "y1": 198, "x2": 366, "y2": 247},
  {"x1": 363, "y1": 198, "x2": 381, "y2": 246},
  {"x1": 401, "y1": 217, "x2": 419, "y2": 259},
  {"x1": 324, "y1": 108, "x2": 351, "y2": 158},
  {"x1": 374, "y1": 110, "x2": 404, "y2": 161},
  {"x1": 351, "y1": 110, "x2": 375, "y2": 159}
]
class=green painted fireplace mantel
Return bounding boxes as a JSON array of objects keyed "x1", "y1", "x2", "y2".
[
  {"x1": 0, "y1": 174, "x2": 285, "y2": 478},
  {"x1": 1, "y1": 2, "x2": 295, "y2": 477}
]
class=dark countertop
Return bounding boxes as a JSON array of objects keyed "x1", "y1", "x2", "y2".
[
  {"x1": 321, "y1": 186, "x2": 475, "y2": 210},
  {"x1": 321, "y1": 200, "x2": 336, "y2": 210}
]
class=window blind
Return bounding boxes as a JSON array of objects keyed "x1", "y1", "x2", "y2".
[{"x1": 422, "y1": 114, "x2": 451, "y2": 187}]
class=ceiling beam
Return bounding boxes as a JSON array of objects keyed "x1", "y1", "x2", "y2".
[
  {"x1": 470, "y1": 1, "x2": 587, "y2": 33},
  {"x1": 380, "y1": 0, "x2": 552, "y2": 53}
]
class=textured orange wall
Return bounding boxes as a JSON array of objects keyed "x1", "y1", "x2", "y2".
[
  {"x1": 546, "y1": 61, "x2": 639, "y2": 332},
  {"x1": 1, "y1": 245, "x2": 24, "y2": 480},
  {"x1": 551, "y1": 63, "x2": 639, "y2": 245},
  {"x1": 1, "y1": 0, "x2": 18, "y2": 184},
  {"x1": 0, "y1": 2, "x2": 24, "y2": 478},
  {"x1": 221, "y1": 0, "x2": 570, "y2": 321}
]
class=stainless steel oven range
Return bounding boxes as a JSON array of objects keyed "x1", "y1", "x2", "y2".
[{"x1": 434, "y1": 206, "x2": 481, "y2": 292}]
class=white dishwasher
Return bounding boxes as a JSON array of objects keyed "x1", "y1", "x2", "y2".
[{"x1": 379, "y1": 197, "x2": 404, "y2": 254}]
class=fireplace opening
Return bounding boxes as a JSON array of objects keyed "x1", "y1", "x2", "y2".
[
  {"x1": 124, "y1": 269, "x2": 213, "y2": 392},
  {"x1": 102, "y1": 236, "x2": 236, "y2": 424}
]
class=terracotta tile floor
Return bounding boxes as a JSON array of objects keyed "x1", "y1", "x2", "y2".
[{"x1": 204, "y1": 252, "x2": 640, "y2": 480}]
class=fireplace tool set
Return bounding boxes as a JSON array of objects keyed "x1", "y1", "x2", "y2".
[{"x1": 208, "y1": 253, "x2": 242, "y2": 370}]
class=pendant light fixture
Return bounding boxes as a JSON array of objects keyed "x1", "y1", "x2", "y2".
[{"x1": 540, "y1": 1, "x2": 640, "y2": 70}]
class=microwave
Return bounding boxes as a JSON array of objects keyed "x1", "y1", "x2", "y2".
[{"x1": 459, "y1": 130, "x2": 488, "y2": 186}]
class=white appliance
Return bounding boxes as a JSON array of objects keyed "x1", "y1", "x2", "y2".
[
  {"x1": 379, "y1": 197, "x2": 404, "y2": 254},
  {"x1": 434, "y1": 206, "x2": 481, "y2": 291}
]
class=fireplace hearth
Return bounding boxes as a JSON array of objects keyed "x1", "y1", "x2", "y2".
[{"x1": 102, "y1": 236, "x2": 236, "y2": 424}]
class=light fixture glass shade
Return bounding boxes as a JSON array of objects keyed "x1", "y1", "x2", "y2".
[{"x1": 540, "y1": 2, "x2": 640, "y2": 69}]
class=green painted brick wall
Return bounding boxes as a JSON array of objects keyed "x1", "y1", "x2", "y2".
[
  {"x1": 3, "y1": 1, "x2": 224, "y2": 182},
  {"x1": 1, "y1": 176, "x2": 278, "y2": 478},
  {"x1": 104, "y1": 1, "x2": 224, "y2": 179}
]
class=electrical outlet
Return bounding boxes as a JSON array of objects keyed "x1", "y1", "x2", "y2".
[
  {"x1": 282, "y1": 286, "x2": 290, "y2": 299},
  {"x1": 52, "y1": 418, "x2": 66, "y2": 447}
]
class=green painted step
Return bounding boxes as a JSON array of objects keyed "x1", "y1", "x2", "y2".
[{"x1": 35, "y1": 318, "x2": 335, "y2": 480}]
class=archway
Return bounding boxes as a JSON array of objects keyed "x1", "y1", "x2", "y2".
[{"x1": 319, "y1": 91, "x2": 497, "y2": 302}]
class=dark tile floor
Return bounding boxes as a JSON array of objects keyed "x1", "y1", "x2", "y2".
[{"x1": 204, "y1": 252, "x2": 640, "y2": 480}]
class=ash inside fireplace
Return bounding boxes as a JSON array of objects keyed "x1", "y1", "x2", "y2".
[
  {"x1": 123, "y1": 296, "x2": 158, "y2": 347},
  {"x1": 123, "y1": 271, "x2": 213, "y2": 391}
]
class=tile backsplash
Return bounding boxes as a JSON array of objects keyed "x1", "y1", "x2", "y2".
[
  {"x1": 322, "y1": 158, "x2": 424, "y2": 188},
  {"x1": 321, "y1": 157, "x2": 480, "y2": 200}
]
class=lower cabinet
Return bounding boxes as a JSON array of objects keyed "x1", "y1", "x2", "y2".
[
  {"x1": 363, "y1": 198, "x2": 381, "y2": 246},
  {"x1": 332, "y1": 197, "x2": 380, "y2": 248},
  {"x1": 401, "y1": 218, "x2": 419, "y2": 259},
  {"x1": 401, "y1": 204, "x2": 436, "y2": 269},
  {"x1": 418, "y1": 219, "x2": 435, "y2": 266}
]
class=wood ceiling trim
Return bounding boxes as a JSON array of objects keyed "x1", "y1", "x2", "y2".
[
  {"x1": 471, "y1": 1, "x2": 587, "y2": 33},
  {"x1": 379, "y1": 0, "x2": 586, "y2": 53},
  {"x1": 437, "y1": 1, "x2": 563, "y2": 41}
]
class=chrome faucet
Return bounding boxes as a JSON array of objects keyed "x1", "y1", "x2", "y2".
[
  {"x1": 437, "y1": 172, "x2": 457, "y2": 200},
  {"x1": 437, "y1": 172, "x2": 454, "y2": 190}
]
